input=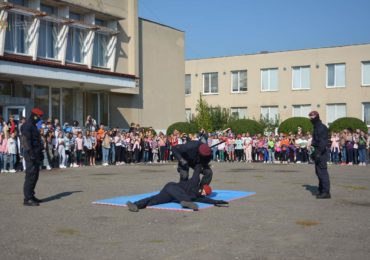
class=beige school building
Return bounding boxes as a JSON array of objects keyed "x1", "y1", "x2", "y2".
[
  {"x1": 0, "y1": 0, "x2": 184, "y2": 132},
  {"x1": 185, "y1": 44, "x2": 370, "y2": 127}
]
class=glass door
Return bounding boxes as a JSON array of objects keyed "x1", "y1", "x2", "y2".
[{"x1": 5, "y1": 106, "x2": 26, "y2": 121}]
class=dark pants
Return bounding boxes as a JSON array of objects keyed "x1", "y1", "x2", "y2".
[
  {"x1": 177, "y1": 163, "x2": 213, "y2": 185},
  {"x1": 134, "y1": 182, "x2": 191, "y2": 209},
  {"x1": 315, "y1": 153, "x2": 330, "y2": 194},
  {"x1": 23, "y1": 157, "x2": 40, "y2": 201}
]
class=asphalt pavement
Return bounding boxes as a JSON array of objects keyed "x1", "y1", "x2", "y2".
[{"x1": 0, "y1": 162, "x2": 369, "y2": 260}]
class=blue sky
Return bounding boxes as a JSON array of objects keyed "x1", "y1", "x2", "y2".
[{"x1": 139, "y1": 0, "x2": 370, "y2": 60}]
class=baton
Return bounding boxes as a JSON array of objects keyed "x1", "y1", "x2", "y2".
[{"x1": 210, "y1": 140, "x2": 226, "y2": 148}]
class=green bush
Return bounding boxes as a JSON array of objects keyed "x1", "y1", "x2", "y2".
[
  {"x1": 227, "y1": 119, "x2": 264, "y2": 135},
  {"x1": 278, "y1": 117, "x2": 313, "y2": 134},
  {"x1": 329, "y1": 117, "x2": 367, "y2": 133},
  {"x1": 166, "y1": 122, "x2": 198, "y2": 135}
]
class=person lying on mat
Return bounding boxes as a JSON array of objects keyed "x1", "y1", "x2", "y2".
[
  {"x1": 172, "y1": 140, "x2": 213, "y2": 186},
  {"x1": 126, "y1": 164, "x2": 228, "y2": 212}
]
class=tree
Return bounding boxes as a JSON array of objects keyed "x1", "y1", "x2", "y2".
[
  {"x1": 258, "y1": 115, "x2": 280, "y2": 134},
  {"x1": 194, "y1": 93, "x2": 212, "y2": 132},
  {"x1": 209, "y1": 106, "x2": 231, "y2": 131}
]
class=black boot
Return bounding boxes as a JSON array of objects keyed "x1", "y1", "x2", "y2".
[
  {"x1": 180, "y1": 201, "x2": 198, "y2": 211},
  {"x1": 32, "y1": 197, "x2": 43, "y2": 203},
  {"x1": 316, "y1": 193, "x2": 331, "y2": 199},
  {"x1": 127, "y1": 201, "x2": 139, "y2": 212},
  {"x1": 23, "y1": 199, "x2": 40, "y2": 206}
]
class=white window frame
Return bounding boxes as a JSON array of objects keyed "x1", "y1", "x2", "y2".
[
  {"x1": 326, "y1": 63, "x2": 346, "y2": 88},
  {"x1": 292, "y1": 66, "x2": 310, "y2": 90},
  {"x1": 362, "y1": 61, "x2": 370, "y2": 86},
  {"x1": 185, "y1": 108, "x2": 192, "y2": 122},
  {"x1": 231, "y1": 70, "x2": 248, "y2": 93},
  {"x1": 261, "y1": 68, "x2": 278, "y2": 92},
  {"x1": 260, "y1": 106, "x2": 279, "y2": 123},
  {"x1": 292, "y1": 104, "x2": 311, "y2": 117},
  {"x1": 230, "y1": 107, "x2": 247, "y2": 119},
  {"x1": 326, "y1": 103, "x2": 347, "y2": 125},
  {"x1": 202, "y1": 72, "x2": 218, "y2": 95},
  {"x1": 185, "y1": 74, "x2": 191, "y2": 95}
]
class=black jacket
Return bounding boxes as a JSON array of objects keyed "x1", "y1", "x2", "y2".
[
  {"x1": 311, "y1": 119, "x2": 328, "y2": 155},
  {"x1": 172, "y1": 140, "x2": 212, "y2": 168},
  {"x1": 21, "y1": 118, "x2": 42, "y2": 161}
]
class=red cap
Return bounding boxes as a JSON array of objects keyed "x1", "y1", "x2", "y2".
[
  {"x1": 31, "y1": 108, "x2": 44, "y2": 117},
  {"x1": 308, "y1": 111, "x2": 319, "y2": 117},
  {"x1": 203, "y1": 184, "x2": 212, "y2": 196},
  {"x1": 198, "y1": 143, "x2": 211, "y2": 157}
]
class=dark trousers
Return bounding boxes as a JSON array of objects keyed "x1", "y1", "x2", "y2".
[
  {"x1": 315, "y1": 154, "x2": 330, "y2": 194},
  {"x1": 134, "y1": 182, "x2": 191, "y2": 209},
  {"x1": 23, "y1": 158, "x2": 40, "y2": 201}
]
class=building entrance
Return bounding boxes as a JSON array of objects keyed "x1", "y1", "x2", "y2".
[{"x1": 4, "y1": 106, "x2": 26, "y2": 121}]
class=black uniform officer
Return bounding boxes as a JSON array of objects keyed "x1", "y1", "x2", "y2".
[
  {"x1": 126, "y1": 164, "x2": 228, "y2": 212},
  {"x1": 172, "y1": 140, "x2": 213, "y2": 186},
  {"x1": 21, "y1": 108, "x2": 44, "y2": 206},
  {"x1": 309, "y1": 111, "x2": 331, "y2": 199}
]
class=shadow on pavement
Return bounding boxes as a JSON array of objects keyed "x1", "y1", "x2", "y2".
[
  {"x1": 41, "y1": 191, "x2": 83, "y2": 203},
  {"x1": 302, "y1": 185, "x2": 319, "y2": 196}
]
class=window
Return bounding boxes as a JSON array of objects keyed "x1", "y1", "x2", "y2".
[
  {"x1": 362, "y1": 61, "x2": 370, "y2": 86},
  {"x1": 231, "y1": 107, "x2": 247, "y2": 119},
  {"x1": 0, "y1": 80, "x2": 12, "y2": 96},
  {"x1": 14, "y1": 84, "x2": 31, "y2": 98},
  {"x1": 261, "y1": 68, "x2": 278, "y2": 91},
  {"x1": 185, "y1": 109, "x2": 192, "y2": 122},
  {"x1": 261, "y1": 106, "x2": 279, "y2": 123},
  {"x1": 292, "y1": 104, "x2": 311, "y2": 117},
  {"x1": 231, "y1": 70, "x2": 247, "y2": 92},
  {"x1": 203, "y1": 72, "x2": 218, "y2": 94},
  {"x1": 363, "y1": 103, "x2": 370, "y2": 126},
  {"x1": 66, "y1": 13, "x2": 86, "y2": 64},
  {"x1": 292, "y1": 66, "x2": 310, "y2": 90},
  {"x1": 5, "y1": 12, "x2": 32, "y2": 55},
  {"x1": 92, "y1": 33, "x2": 109, "y2": 67},
  {"x1": 34, "y1": 86, "x2": 49, "y2": 119},
  {"x1": 327, "y1": 63, "x2": 345, "y2": 88},
  {"x1": 62, "y1": 88, "x2": 74, "y2": 124},
  {"x1": 9, "y1": 0, "x2": 27, "y2": 5},
  {"x1": 37, "y1": 5, "x2": 59, "y2": 59},
  {"x1": 185, "y1": 74, "x2": 191, "y2": 95},
  {"x1": 84, "y1": 93, "x2": 109, "y2": 125},
  {"x1": 51, "y1": 88, "x2": 61, "y2": 120},
  {"x1": 326, "y1": 104, "x2": 346, "y2": 124},
  {"x1": 93, "y1": 20, "x2": 109, "y2": 68}
]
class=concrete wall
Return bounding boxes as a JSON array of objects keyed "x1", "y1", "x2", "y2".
[
  {"x1": 185, "y1": 44, "x2": 370, "y2": 124},
  {"x1": 138, "y1": 19, "x2": 185, "y2": 131}
]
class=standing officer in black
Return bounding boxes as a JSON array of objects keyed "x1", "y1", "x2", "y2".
[
  {"x1": 21, "y1": 108, "x2": 44, "y2": 206},
  {"x1": 172, "y1": 141, "x2": 213, "y2": 186},
  {"x1": 309, "y1": 111, "x2": 331, "y2": 199}
]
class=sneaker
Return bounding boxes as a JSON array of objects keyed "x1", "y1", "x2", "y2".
[
  {"x1": 9, "y1": 169, "x2": 16, "y2": 173},
  {"x1": 127, "y1": 201, "x2": 139, "y2": 212},
  {"x1": 46, "y1": 166, "x2": 52, "y2": 171},
  {"x1": 180, "y1": 201, "x2": 199, "y2": 211}
]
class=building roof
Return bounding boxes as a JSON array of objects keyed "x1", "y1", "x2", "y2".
[{"x1": 186, "y1": 43, "x2": 370, "y2": 61}]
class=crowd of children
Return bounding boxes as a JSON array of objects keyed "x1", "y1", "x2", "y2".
[{"x1": 0, "y1": 114, "x2": 369, "y2": 173}]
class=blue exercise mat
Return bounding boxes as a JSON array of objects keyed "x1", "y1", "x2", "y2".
[{"x1": 92, "y1": 190, "x2": 256, "y2": 211}]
